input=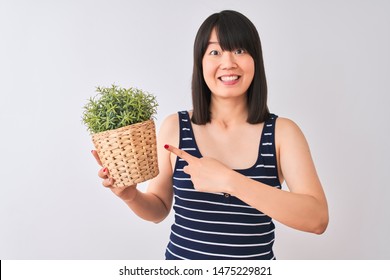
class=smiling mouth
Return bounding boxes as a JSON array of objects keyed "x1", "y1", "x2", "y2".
[
  {"x1": 219, "y1": 75, "x2": 240, "y2": 82},
  {"x1": 218, "y1": 75, "x2": 240, "y2": 83}
]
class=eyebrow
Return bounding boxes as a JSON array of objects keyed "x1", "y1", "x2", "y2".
[{"x1": 207, "y1": 41, "x2": 219, "y2": 47}]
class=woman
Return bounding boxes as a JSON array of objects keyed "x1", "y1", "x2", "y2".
[{"x1": 92, "y1": 10, "x2": 328, "y2": 260}]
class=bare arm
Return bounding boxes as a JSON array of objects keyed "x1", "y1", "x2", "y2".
[{"x1": 93, "y1": 113, "x2": 179, "y2": 223}]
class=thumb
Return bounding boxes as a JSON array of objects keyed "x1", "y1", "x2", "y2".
[{"x1": 91, "y1": 150, "x2": 103, "y2": 166}]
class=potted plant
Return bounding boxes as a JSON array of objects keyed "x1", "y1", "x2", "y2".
[{"x1": 82, "y1": 84, "x2": 159, "y2": 187}]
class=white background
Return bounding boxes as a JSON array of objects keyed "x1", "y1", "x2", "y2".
[{"x1": 0, "y1": 0, "x2": 389, "y2": 259}]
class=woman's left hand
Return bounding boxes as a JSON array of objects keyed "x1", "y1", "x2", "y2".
[{"x1": 164, "y1": 144, "x2": 236, "y2": 194}]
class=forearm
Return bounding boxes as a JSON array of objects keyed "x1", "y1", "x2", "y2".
[
  {"x1": 119, "y1": 188, "x2": 170, "y2": 223},
  {"x1": 228, "y1": 172, "x2": 328, "y2": 234}
]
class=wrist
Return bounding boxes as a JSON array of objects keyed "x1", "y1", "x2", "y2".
[
  {"x1": 123, "y1": 188, "x2": 138, "y2": 203},
  {"x1": 225, "y1": 169, "x2": 243, "y2": 195},
  {"x1": 113, "y1": 185, "x2": 138, "y2": 203}
]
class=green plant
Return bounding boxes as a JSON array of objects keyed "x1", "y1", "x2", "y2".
[{"x1": 82, "y1": 84, "x2": 158, "y2": 134}]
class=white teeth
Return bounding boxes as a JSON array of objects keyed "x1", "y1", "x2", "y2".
[{"x1": 220, "y1": 75, "x2": 239, "y2": 81}]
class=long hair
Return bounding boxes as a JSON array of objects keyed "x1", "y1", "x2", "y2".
[{"x1": 191, "y1": 10, "x2": 270, "y2": 124}]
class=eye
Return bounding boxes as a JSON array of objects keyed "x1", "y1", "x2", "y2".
[
  {"x1": 234, "y1": 48, "x2": 246, "y2": 55},
  {"x1": 209, "y1": 50, "x2": 220, "y2": 56}
]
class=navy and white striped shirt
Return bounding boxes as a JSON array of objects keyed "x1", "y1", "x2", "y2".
[{"x1": 165, "y1": 111, "x2": 281, "y2": 260}]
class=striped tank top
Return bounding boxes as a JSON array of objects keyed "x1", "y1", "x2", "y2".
[{"x1": 165, "y1": 111, "x2": 281, "y2": 260}]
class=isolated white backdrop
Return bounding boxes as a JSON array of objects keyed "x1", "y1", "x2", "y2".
[{"x1": 0, "y1": 0, "x2": 389, "y2": 259}]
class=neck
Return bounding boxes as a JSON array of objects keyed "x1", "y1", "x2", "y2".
[{"x1": 209, "y1": 95, "x2": 248, "y2": 126}]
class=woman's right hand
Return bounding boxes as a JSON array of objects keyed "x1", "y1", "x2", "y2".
[{"x1": 92, "y1": 150, "x2": 138, "y2": 202}]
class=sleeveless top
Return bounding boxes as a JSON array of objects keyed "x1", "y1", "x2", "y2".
[{"x1": 165, "y1": 111, "x2": 281, "y2": 260}]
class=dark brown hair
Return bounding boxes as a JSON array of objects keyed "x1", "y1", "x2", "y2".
[{"x1": 191, "y1": 10, "x2": 270, "y2": 124}]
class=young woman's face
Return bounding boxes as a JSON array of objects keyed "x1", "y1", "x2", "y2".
[{"x1": 202, "y1": 28, "x2": 255, "y2": 99}]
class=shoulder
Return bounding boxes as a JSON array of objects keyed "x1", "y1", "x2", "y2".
[
  {"x1": 275, "y1": 117, "x2": 301, "y2": 133},
  {"x1": 161, "y1": 112, "x2": 179, "y2": 126},
  {"x1": 157, "y1": 112, "x2": 181, "y2": 148},
  {"x1": 159, "y1": 112, "x2": 179, "y2": 135},
  {"x1": 274, "y1": 117, "x2": 309, "y2": 150},
  {"x1": 160, "y1": 110, "x2": 192, "y2": 130}
]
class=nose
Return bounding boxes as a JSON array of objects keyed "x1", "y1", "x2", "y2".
[{"x1": 220, "y1": 52, "x2": 237, "y2": 70}]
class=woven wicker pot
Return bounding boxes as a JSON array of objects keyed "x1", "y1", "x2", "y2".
[{"x1": 92, "y1": 119, "x2": 159, "y2": 187}]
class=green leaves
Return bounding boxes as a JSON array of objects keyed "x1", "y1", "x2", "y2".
[{"x1": 82, "y1": 84, "x2": 158, "y2": 134}]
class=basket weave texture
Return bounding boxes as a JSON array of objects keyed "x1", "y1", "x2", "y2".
[{"x1": 92, "y1": 119, "x2": 159, "y2": 187}]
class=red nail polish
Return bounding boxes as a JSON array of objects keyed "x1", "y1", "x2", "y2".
[
  {"x1": 103, "y1": 168, "x2": 107, "y2": 172},
  {"x1": 164, "y1": 144, "x2": 169, "y2": 149}
]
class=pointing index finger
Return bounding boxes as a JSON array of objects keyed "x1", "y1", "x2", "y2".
[{"x1": 164, "y1": 144, "x2": 197, "y2": 164}]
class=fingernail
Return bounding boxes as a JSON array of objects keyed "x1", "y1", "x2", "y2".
[
  {"x1": 164, "y1": 144, "x2": 169, "y2": 149},
  {"x1": 103, "y1": 167, "x2": 107, "y2": 173}
]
